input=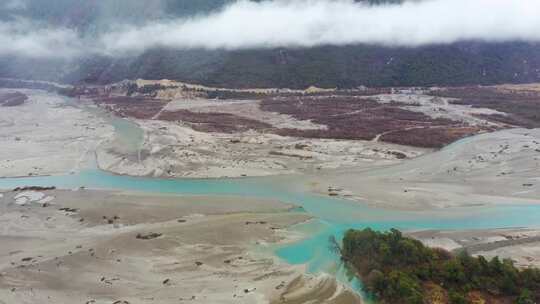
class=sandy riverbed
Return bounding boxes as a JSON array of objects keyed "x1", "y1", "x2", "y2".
[
  {"x1": 0, "y1": 89, "x2": 114, "y2": 178},
  {"x1": 308, "y1": 128, "x2": 540, "y2": 210},
  {"x1": 2, "y1": 87, "x2": 540, "y2": 302},
  {"x1": 0, "y1": 88, "x2": 425, "y2": 179},
  {"x1": 0, "y1": 189, "x2": 361, "y2": 304},
  {"x1": 96, "y1": 118, "x2": 424, "y2": 179}
]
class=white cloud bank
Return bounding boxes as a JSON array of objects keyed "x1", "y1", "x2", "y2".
[
  {"x1": 0, "y1": 20, "x2": 83, "y2": 58},
  {"x1": 2, "y1": 0, "x2": 540, "y2": 58}
]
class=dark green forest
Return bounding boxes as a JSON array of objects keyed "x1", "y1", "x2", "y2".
[{"x1": 342, "y1": 228, "x2": 540, "y2": 304}]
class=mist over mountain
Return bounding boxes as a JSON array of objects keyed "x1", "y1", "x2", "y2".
[{"x1": 1, "y1": 0, "x2": 539, "y2": 88}]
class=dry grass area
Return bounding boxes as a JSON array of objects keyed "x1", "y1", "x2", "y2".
[
  {"x1": 380, "y1": 126, "x2": 487, "y2": 148},
  {"x1": 260, "y1": 96, "x2": 468, "y2": 147},
  {"x1": 158, "y1": 110, "x2": 273, "y2": 133},
  {"x1": 90, "y1": 92, "x2": 489, "y2": 149},
  {"x1": 85, "y1": 82, "x2": 540, "y2": 153},
  {"x1": 94, "y1": 96, "x2": 165, "y2": 119},
  {"x1": 430, "y1": 86, "x2": 540, "y2": 128}
]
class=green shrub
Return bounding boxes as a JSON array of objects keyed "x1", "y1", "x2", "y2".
[
  {"x1": 448, "y1": 290, "x2": 469, "y2": 304},
  {"x1": 341, "y1": 228, "x2": 540, "y2": 304},
  {"x1": 516, "y1": 289, "x2": 535, "y2": 304}
]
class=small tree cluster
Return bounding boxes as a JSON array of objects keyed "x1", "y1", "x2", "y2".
[{"x1": 342, "y1": 228, "x2": 540, "y2": 304}]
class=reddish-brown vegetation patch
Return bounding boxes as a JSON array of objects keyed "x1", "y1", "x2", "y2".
[
  {"x1": 94, "y1": 96, "x2": 165, "y2": 119},
  {"x1": 380, "y1": 126, "x2": 486, "y2": 148},
  {"x1": 431, "y1": 87, "x2": 540, "y2": 128},
  {"x1": 86, "y1": 87, "x2": 529, "y2": 149},
  {"x1": 261, "y1": 97, "x2": 467, "y2": 147},
  {"x1": 157, "y1": 110, "x2": 273, "y2": 133},
  {"x1": 0, "y1": 92, "x2": 28, "y2": 107}
]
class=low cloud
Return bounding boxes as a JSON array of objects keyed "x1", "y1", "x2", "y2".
[
  {"x1": 0, "y1": 20, "x2": 83, "y2": 58},
  {"x1": 3, "y1": 0, "x2": 27, "y2": 10},
  {"x1": 99, "y1": 0, "x2": 540, "y2": 54},
  {"x1": 2, "y1": 0, "x2": 540, "y2": 58}
]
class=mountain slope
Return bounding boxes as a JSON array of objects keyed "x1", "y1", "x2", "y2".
[{"x1": 1, "y1": 0, "x2": 539, "y2": 89}]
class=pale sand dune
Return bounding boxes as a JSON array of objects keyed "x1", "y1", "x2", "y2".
[
  {"x1": 408, "y1": 228, "x2": 540, "y2": 268},
  {"x1": 309, "y1": 128, "x2": 540, "y2": 210},
  {"x1": 0, "y1": 190, "x2": 361, "y2": 304},
  {"x1": 495, "y1": 83, "x2": 540, "y2": 93},
  {"x1": 0, "y1": 89, "x2": 114, "y2": 178},
  {"x1": 370, "y1": 93, "x2": 505, "y2": 127},
  {"x1": 273, "y1": 274, "x2": 361, "y2": 304},
  {"x1": 97, "y1": 118, "x2": 422, "y2": 179},
  {"x1": 134, "y1": 79, "x2": 335, "y2": 95}
]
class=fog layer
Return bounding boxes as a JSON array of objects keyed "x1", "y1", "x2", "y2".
[{"x1": 2, "y1": 0, "x2": 540, "y2": 58}]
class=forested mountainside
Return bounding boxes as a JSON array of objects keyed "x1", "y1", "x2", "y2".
[
  {"x1": 4, "y1": 42, "x2": 539, "y2": 89},
  {"x1": 1, "y1": 0, "x2": 539, "y2": 89}
]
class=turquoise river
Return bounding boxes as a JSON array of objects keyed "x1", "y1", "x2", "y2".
[{"x1": 1, "y1": 168, "x2": 540, "y2": 297}]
